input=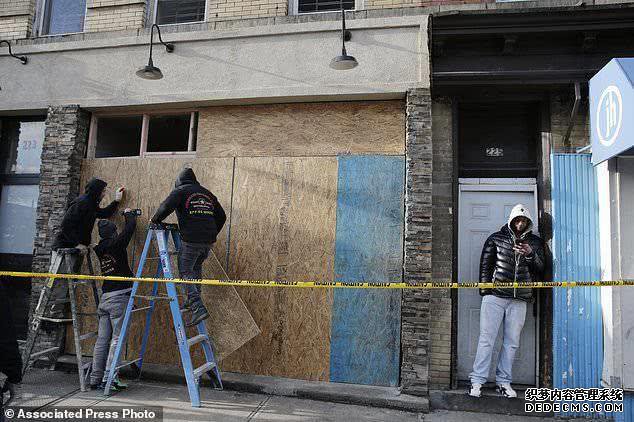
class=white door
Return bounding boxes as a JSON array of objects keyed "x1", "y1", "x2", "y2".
[{"x1": 457, "y1": 186, "x2": 538, "y2": 385}]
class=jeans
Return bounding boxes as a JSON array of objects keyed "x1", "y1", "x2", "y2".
[
  {"x1": 469, "y1": 295, "x2": 527, "y2": 385},
  {"x1": 177, "y1": 242, "x2": 210, "y2": 305},
  {"x1": 48, "y1": 251, "x2": 83, "y2": 317},
  {"x1": 90, "y1": 292, "x2": 129, "y2": 385}
]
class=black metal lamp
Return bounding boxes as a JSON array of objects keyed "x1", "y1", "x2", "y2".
[
  {"x1": 136, "y1": 24, "x2": 174, "y2": 80},
  {"x1": 0, "y1": 40, "x2": 28, "y2": 65},
  {"x1": 329, "y1": 0, "x2": 357, "y2": 70}
]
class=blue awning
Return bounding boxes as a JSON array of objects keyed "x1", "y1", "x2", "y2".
[{"x1": 590, "y1": 58, "x2": 634, "y2": 165}]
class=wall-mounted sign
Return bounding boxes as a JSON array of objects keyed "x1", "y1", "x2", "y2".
[{"x1": 590, "y1": 58, "x2": 634, "y2": 165}]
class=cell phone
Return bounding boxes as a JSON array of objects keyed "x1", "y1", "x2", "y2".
[{"x1": 514, "y1": 239, "x2": 523, "y2": 246}]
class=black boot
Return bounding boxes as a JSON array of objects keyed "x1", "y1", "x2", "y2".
[{"x1": 187, "y1": 302, "x2": 209, "y2": 327}]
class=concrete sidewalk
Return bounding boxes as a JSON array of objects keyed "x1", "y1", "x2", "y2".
[{"x1": 7, "y1": 369, "x2": 591, "y2": 421}]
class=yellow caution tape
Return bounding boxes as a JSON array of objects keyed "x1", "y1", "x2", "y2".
[{"x1": 0, "y1": 270, "x2": 632, "y2": 289}]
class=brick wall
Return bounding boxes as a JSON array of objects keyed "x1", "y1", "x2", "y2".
[
  {"x1": 30, "y1": 105, "x2": 90, "y2": 356},
  {"x1": 207, "y1": 0, "x2": 287, "y2": 22},
  {"x1": 429, "y1": 98, "x2": 453, "y2": 390},
  {"x1": 401, "y1": 88, "x2": 433, "y2": 396},
  {"x1": 0, "y1": 0, "x2": 35, "y2": 40},
  {"x1": 85, "y1": 0, "x2": 146, "y2": 33}
]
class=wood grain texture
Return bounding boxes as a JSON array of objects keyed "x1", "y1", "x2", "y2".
[
  {"x1": 220, "y1": 157, "x2": 337, "y2": 381},
  {"x1": 197, "y1": 101, "x2": 405, "y2": 158},
  {"x1": 329, "y1": 156, "x2": 404, "y2": 387},
  {"x1": 73, "y1": 157, "x2": 259, "y2": 366}
]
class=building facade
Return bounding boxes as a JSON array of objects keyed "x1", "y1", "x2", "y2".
[{"x1": 1, "y1": 0, "x2": 634, "y2": 414}]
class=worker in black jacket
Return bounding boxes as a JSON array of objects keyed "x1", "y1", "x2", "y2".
[
  {"x1": 90, "y1": 210, "x2": 137, "y2": 391},
  {"x1": 0, "y1": 282, "x2": 22, "y2": 414},
  {"x1": 48, "y1": 178, "x2": 124, "y2": 317},
  {"x1": 469, "y1": 204, "x2": 545, "y2": 400},
  {"x1": 151, "y1": 168, "x2": 226, "y2": 327}
]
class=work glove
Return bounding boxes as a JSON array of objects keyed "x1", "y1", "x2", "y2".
[
  {"x1": 1, "y1": 381, "x2": 21, "y2": 407},
  {"x1": 115, "y1": 187, "x2": 125, "y2": 202},
  {"x1": 76, "y1": 244, "x2": 89, "y2": 256}
]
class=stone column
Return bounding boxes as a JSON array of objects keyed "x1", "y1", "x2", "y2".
[
  {"x1": 400, "y1": 88, "x2": 433, "y2": 396},
  {"x1": 29, "y1": 105, "x2": 90, "y2": 354}
]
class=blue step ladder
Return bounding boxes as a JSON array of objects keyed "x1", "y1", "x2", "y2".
[{"x1": 104, "y1": 223, "x2": 222, "y2": 407}]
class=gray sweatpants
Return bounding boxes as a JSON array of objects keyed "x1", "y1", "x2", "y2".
[{"x1": 90, "y1": 291, "x2": 130, "y2": 385}]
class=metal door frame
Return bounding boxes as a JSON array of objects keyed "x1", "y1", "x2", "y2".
[{"x1": 457, "y1": 177, "x2": 540, "y2": 387}]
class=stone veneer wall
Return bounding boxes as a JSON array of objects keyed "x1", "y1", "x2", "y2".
[
  {"x1": 401, "y1": 88, "x2": 433, "y2": 396},
  {"x1": 29, "y1": 105, "x2": 90, "y2": 357}
]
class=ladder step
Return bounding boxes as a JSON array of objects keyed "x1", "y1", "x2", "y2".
[
  {"x1": 29, "y1": 346, "x2": 61, "y2": 360},
  {"x1": 193, "y1": 362, "x2": 216, "y2": 379},
  {"x1": 115, "y1": 358, "x2": 142, "y2": 371},
  {"x1": 131, "y1": 306, "x2": 152, "y2": 313},
  {"x1": 79, "y1": 332, "x2": 98, "y2": 341},
  {"x1": 50, "y1": 298, "x2": 71, "y2": 305},
  {"x1": 133, "y1": 295, "x2": 173, "y2": 301},
  {"x1": 37, "y1": 316, "x2": 72, "y2": 323},
  {"x1": 187, "y1": 334, "x2": 208, "y2": 348}
]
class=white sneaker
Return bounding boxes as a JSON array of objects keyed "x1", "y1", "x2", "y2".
[
  {"x1": 496, "y1": 383, "x2": 517, "y2": 398},
  {"x1": 469, "y1": 383, "x2": 482, "y2": 397}
]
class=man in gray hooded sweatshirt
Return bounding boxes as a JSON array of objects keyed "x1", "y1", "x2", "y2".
[{"x1": 469, "y1": 204, "x2": 545, "y2": 399}]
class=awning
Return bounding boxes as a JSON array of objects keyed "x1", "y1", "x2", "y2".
[{"x1": 590, "y1": 58, "x2": 634, "y2": 165}]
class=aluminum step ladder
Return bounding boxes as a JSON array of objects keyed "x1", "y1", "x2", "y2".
[
  {"x1": 21, "y1": 248, "x2": 100, "y2": 392},
  {"x1": 104, "y1": 223, "x2": 222, "y2": 407}
]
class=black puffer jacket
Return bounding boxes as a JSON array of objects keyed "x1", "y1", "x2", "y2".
[
  {"x1": 479, "y1": 224, "x2": 545, "y2": 303},
  {"x1": 52, "y1": 178, "x2": 119, "y2": 250}
]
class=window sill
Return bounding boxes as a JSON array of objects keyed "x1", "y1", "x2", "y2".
[{"x1": 143, "y1": 151, "x2": 196, "y2": 157}]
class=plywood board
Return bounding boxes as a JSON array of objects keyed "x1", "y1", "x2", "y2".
[
  {"x1": 329, "y1": 156, "x2": 404, "y2": 387},
  {"x1": 197, "y1": 101, "x2": 405, "y2": 158},
  {"x1": 73, "y1": 157, "x2": 259, "y2": 367},
  {"x1": 220, "y1": 157, "x2": 337, "y2": 381}
]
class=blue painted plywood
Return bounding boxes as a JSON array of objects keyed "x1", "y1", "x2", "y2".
[{"x1": 329, "y1": 155, "x2": 404, "y2": 387}]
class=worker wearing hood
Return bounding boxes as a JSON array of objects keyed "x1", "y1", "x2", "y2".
[
  {"x1": 151, "y1": 168, "x2": 226, "y2": 327},
  {"x1": 52, "y1": 178, "x2": 124, "y2": 252},
  {"x1": 469, "y1": 204, "x2": 545, "y2": 400},
  {"x1": 46, "y1": 178, "x2": 124, "y2": 319}
]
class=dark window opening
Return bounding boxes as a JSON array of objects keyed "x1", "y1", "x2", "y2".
[
  {"x1": 95, "y1": 116, "x2": 143, "y2": 158},
  {"x1": 156, "y1": 0, "x2": 206, "y2": 25},
  {"x1": 298, "y1": 0, "x2": 354, "y2": 13},
  {"x1": 458, "y1": 103, "x2": 539, "y2": 178},
  {"x1": 147, "y1": 114, "x2": 191, "y2": 153}
]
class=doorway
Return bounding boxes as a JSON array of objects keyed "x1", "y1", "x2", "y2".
[{"x1": 457, "y1": 182, "x2": 539, "y2": 385}]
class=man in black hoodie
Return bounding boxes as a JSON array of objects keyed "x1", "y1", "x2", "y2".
[
  {"x1": 90, "y1": 209, "x2": 137, "y2": 391},
  {"x1": 151, "y1": 168, "x2": 226, "y2": 327},
  {"x1": 48, "y1": 178, "x2": 124, "y2": 316}
]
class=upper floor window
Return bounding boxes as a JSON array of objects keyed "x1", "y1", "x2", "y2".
[
  {"x1": 40, "y1": 0, "x2": 87, "y2": 36},
  {"x1": 154, "y1": 0, "x2": 207, "y2": 25},
  {"x1": 295, "y1": 0, "x2": 354, "y2": 14},
  {"x1": 89, "y1": 112, "x2": 198, "y2": 158}
]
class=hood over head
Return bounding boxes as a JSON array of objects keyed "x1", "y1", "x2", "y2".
[
  {"x1": 98, "y1": 219, "x2": 117, "y2": 239},
  {"x1": 175, "y1": 168, "x2": 197, "y2": 188},
  {"x1": 507, "y1": 204, "x2": 533, "y2": 236},
  {"x1": 85, "y1": 178, "x2": 107, "y2": 199}
]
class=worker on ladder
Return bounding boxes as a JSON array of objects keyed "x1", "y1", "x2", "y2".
[
  {"x1": 89, "y1": 208, "x2": 138, "y2": 391},
  {"x1": 49, "y1": 178, "x2": 124, "y2": 318},
  {"x1": 151, "y1": 168, "x2": 226, "y2": 327}
]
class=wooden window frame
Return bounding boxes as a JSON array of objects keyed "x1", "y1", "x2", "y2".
[{"x1": 87, "y1": 110, "x2": 198, "y2": 159}]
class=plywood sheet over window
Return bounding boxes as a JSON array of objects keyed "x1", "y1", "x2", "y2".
[
  {"x1": 220, "y1": 157, "x2": 338, "y2": 381},
  {"x1": 69, "y1": 157, "x2": 260, "y2": 364},
  {"x1": 197, "y1": 101, "x2": 405, "y2": 158}
]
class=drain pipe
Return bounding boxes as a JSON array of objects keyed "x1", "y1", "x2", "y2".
[{"x1": 563, "y1": 82, "x2": 582, "y2": 151}]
